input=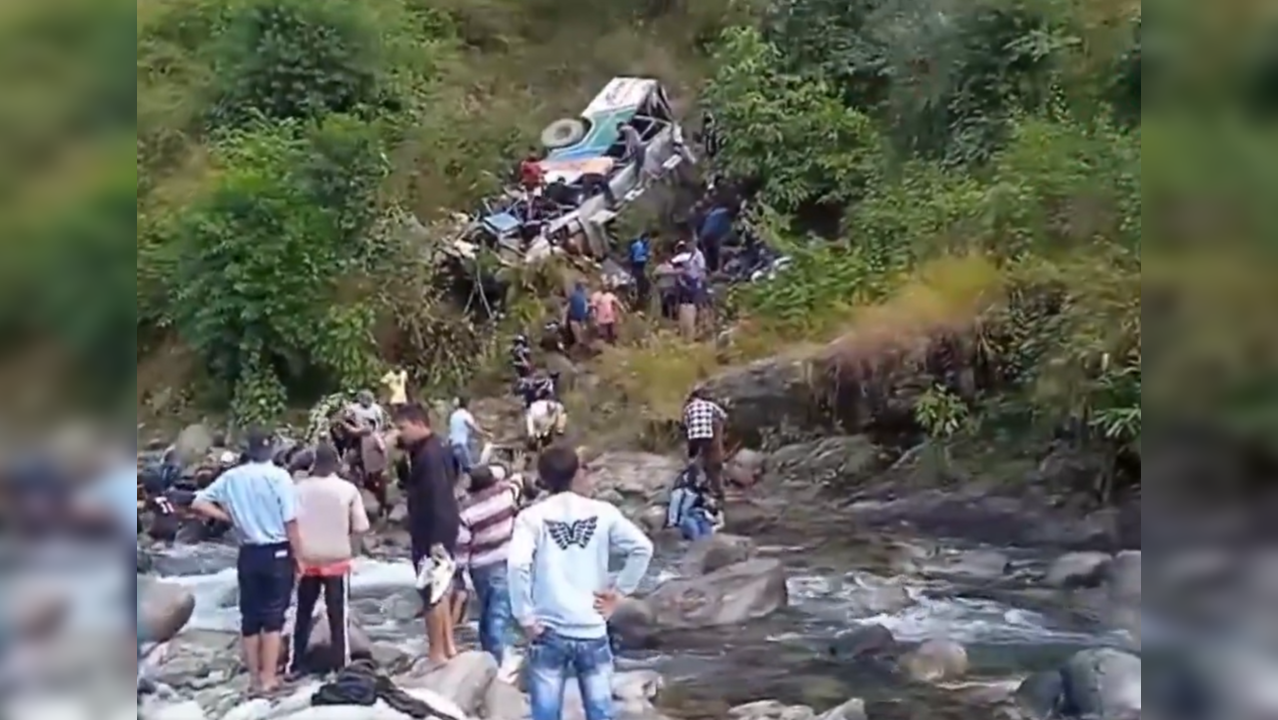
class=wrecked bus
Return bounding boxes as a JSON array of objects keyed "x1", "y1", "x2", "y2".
[{"x1": 462, "y1": 77, "x2": 695, "y2": 262}]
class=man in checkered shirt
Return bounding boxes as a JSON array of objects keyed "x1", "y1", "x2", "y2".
[{"x1": 682, "y1": 388, "x2": 728, "y2": 500}]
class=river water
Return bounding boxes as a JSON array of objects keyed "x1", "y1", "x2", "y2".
[{"x1": 144, "y1": 531, "x2": 1121, "y2": 718}]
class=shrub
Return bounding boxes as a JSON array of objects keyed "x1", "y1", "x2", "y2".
[
  {"x1": 171, "y1": 115, "x2": 390, "y2": 422},
  {"x1": 204, "y1": 0, "x2": 439, "y2": 129}
]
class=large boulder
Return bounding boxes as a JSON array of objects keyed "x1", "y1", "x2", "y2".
[
  {"x1": 724, "y1": 449, "x2": 767, "y2": 489},
  {"x1": 644, "y1": 558, "x2": 788, "y2": 630},
  {"x1": 1060, "y1": 647, "x2": 1141, "y2": 718},
  {"x1": 1046, "y1": 551, "x2": 1113, "y2": 589},
  {"x1": 701, "y1": 356, "x2": 816, "y2": 445},
  {"x1": 588, "y1": 452, "x2": 683, "y2": 507},
  {"x1": 139, "y1": 581, "x2": 196, "y2": 644},
  {"x1": 680, "y1": 534, "x2": 754, "y2": 576},
  {"x1": 173, "y1": 424, "x2": 216, "y2": 468},
  {"x1": 482, "y1": 679, "x2": 528, "y2": 719},
  {"x1": 900, "y1": 639, "x2": 968, "y2": 683},
  {"x1": 405, "y1": 651, "x2": 497, "y2": 715},
  {"x1": 827, "y1": 623, "x2": 898, "y2": 661},
  {"x1": 765, "y1": 436, "x2": 882, "y2": 488}
]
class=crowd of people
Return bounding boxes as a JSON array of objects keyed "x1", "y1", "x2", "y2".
[{"x1": 178, "y1": 413, "x2": 655, "y2": 720}]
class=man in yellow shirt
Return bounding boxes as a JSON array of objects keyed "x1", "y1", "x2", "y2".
[{"x1": 381, "y1": 367, "x2": 409, "y2": 411}]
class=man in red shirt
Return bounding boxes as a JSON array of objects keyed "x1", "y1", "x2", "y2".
[{"x1": 519, "y1": 153, "x2": 545, "y2": 191}]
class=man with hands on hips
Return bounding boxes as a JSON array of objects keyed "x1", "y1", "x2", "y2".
[{"x1": 507, "y1": 445, "x2": 653, "y2": 720}]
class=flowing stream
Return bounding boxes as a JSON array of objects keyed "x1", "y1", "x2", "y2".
[{"x1": 145, "y1": 527, "x2": 1120, "y2": 718}]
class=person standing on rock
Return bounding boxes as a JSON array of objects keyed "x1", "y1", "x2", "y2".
[
  {"x1": 191, "y1": 427, "x2": 300, "y2": 695},
  {"x1": 380, "y1": 367, "x2": 410, "y2": 414},
  {"x1": 394, "y1": 403, "x2": 462, "y2": 665},
  {"x1": 628, "y1": 231, "x2": 652, "y2": 311},
  {"x1": 290, "y1": 443, "x2": 369, "y2": 677},
  {"x1": 566, "y1": 281, "x2": 591, "y2": 350},
  {"x1": 447, "y1": 396, "x2": 487, "y2": 476},
  {"x1": 508, "y1": 445, "x2": 653, "y2": 720},
  {"x1": 590, "y1": 281, "x2": 623, "y2": 345},
  {"x1": 457, "y1": 465, "x2": 521, "y2": 666},
  {"x1": 682, "y1": 388, "x2": 728, "y2": 501}
]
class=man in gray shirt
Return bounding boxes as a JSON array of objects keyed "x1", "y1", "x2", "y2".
[{"x1": 616, "y1": 122, "x2": 646, "y2": 180}]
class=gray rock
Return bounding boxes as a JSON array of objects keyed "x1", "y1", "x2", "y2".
[
  {"x1": 589, "y1": 452, "x2": 684, "y2": 505},
  {"x1": 900, "y1": 639, "x2": 968, "y2": 683},
  {"x1": 1106, "y1": 551, "x2": 1140, "y2": 604},
  {"x1": 404, "y1": 650, "x2": 496, "y2": 715},
  {"x1": 942, "y1": 549, "x2": 1012, "y2": 580},
  {"x1": 839, "y1": 573, "x2": 916, "y2": 618},
  {"x1": 828, "y1": 623, "x2": 897, "y2": 661},
  {"x1": 1046, "y1": 552, "x2": 1113, "y2": 589},
  {"x1": 701, "y1": 356, "x2": 816, "y2": 445},
  {"x1": 1060, "y1": 647, "x2": 1140, "y2": 717},
  {"x1": 766, "y1": 436, "x2": 880, "y2": 488},
  {"x1": 482, "y1": 679, "x2": 528, "y2": 719},
  {"x1": 609, "y1": 597, "x2": 659, "y2": 649},
  {"x1": 680, "y1": 534, "x2": 754, "y2": 576},
  {"x1": 1014, "y1": 670, "x2": 1065, "y2": 717},
  {"x1": 173, "y1": 424, "x2": 215, "y2": 467},
  {"x1": 818, "y1": 698, "x2": 866, "y2": 720},
  {"x1": 644, "y1": 559, "x2": 788, "y2": 631},
  {"x1": 139, "y1": 581, "x2": 196, "y2": 645},
  {"x1": 729, "y1": 700, "x2": 816, "y2": 720}
]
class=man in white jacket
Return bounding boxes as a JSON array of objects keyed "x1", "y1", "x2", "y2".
[
  {"x1": 525, "y1": 397, "x2": 567, "y2": 450},
  {"x1": 508, "y1": 445, "x2": 653, "y2": 720}
]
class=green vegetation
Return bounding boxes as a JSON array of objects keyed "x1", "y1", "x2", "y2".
[
  {"x1": 1, "y1": 0, "x2": 1273, "y2": 485},
  {"x1": 0, "y1": 0, "x2": 751, "y2": 421}
]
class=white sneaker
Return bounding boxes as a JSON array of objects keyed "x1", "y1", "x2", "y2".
[{"x1": 415, "y1": 546, "x2": 456, "y2": 606}]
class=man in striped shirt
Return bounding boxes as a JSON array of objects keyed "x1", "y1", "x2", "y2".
[{"x1": 457, "y1": 465, "x2": 521, "y2": 663}]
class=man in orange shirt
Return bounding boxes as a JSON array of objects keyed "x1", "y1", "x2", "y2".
[
  {"x1": 590, "y1": 283, "x2": 623, "y2": 344},
  {"x1": 290, "y1": 444, "x2": 370, "y2": 676}
]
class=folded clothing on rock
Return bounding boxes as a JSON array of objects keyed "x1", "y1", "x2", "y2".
[{"x1": 311, "y1": 659, "x2": 463, "y2": 720}]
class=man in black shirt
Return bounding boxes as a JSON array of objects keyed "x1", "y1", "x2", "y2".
[{"x1": 392, "y1": 403, "x2": 461, "y2": 664}]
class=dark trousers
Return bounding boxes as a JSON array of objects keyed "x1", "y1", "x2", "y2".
[
  {"x1": 630, "y1": 262, "x2": 649, "y2": 309},
  {"x1": 291, "y1": 574, "x2": 350, "y2": 674},
  {"x1": 687, "y1": 438, "x2": 724, "y2": 500},
  {"x1": 237, "y1": 542, "x2": 294, "y2": 636}
]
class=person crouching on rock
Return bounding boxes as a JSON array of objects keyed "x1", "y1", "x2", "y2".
[
  {"x1": 525, "y1": 393, "x2": 568, "y2": 452},
  {"x1": 191, "y1": 427, "x2": 301, "y2": 695},
  {"x1": 457, "y1": 465, "x2": 521, "y2": 667},
  {"x1": 290, "y1": 443, "x2": 369, "y2": 678},
  {"x1": 666, "y1": 462, "x2": 721, "y2": 541}
]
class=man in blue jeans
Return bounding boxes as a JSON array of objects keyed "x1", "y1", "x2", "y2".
[
  {"x1": 448, "y1": 396, "x2": 487, "y2": 476},
  {"x1": 665, "y1": 463, "x2": 719, "y2": 541},
  {"x1": 457, "y1": 466, "x2": 520, "y2": 664},
  {"x1": 508, "y1": 446, "x2": 653, "y2": 720},
  {"x1": 192, "y1": 427, "x2": 300, "y2": 694}
]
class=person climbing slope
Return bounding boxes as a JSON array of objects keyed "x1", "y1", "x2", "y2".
[
  {"x1": 682, "y1": 388, "x2": 728, "y2": 502},
  {"x1": 526, "y1": 394, "x2": 568, "y2": 451}
]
